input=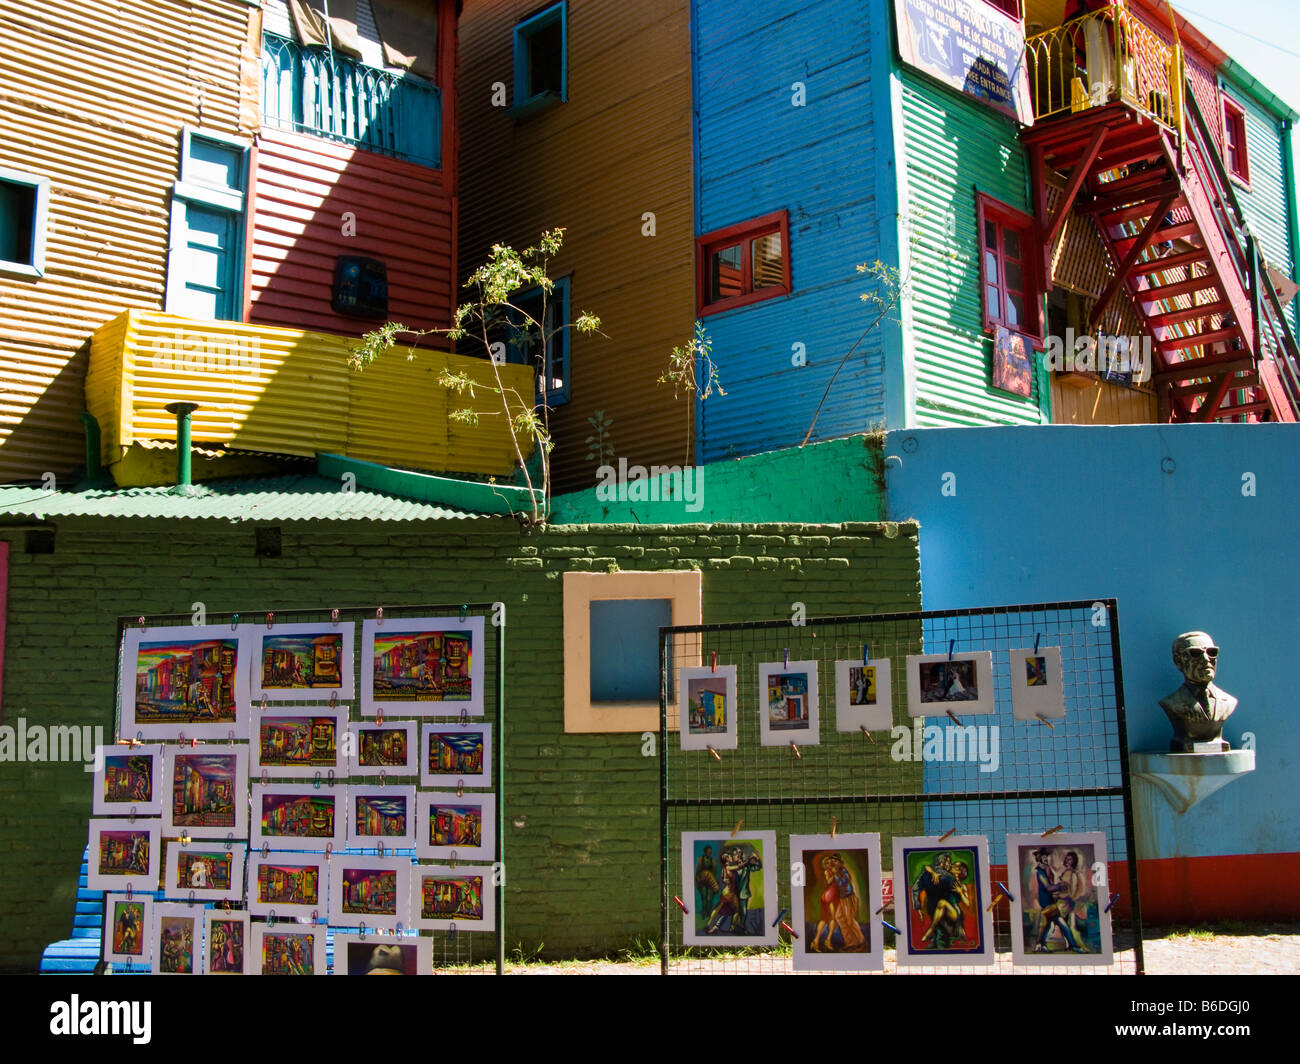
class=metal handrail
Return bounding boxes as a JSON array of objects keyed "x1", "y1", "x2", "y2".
[{"x1": 260, "y1": 32, "x2": 441, "y2": 169}]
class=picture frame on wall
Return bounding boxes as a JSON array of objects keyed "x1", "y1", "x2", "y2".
[
  {"x1": 150, "y1": 903, "x2": 201, "y2": 975},
  {"x1": 410, "y1": 864, "x2": 496, "y2": 933},
  {"x1": 87, "y1": 818, "x2": 160, "y2": 893},
  {"x1": 246, "y1": 853, "x2": 328, "y2": 917},
  {"x1": 346, "y1": 719, "x2": 418, "y2": 777},
  {"x1": 162, "y1": 747, "x2": 249, "y2": 839},
  {"x1": 203, "y1": 909, "x2": 250, "y2": 975},
  {"x1": 247, "y1": 620, "x2": 355, "y2": 702},
  {"x1": 1007, "y1": 831, "x2": 1114, "y2": 965},
  {"x1": 416, "y1": 791, "x2": 495, "y2": 862},
  {"x1": 122, "y1": 624, "x2": 251, "y2": 739},
  {"x1": 250, "y1": 783, "x2": 346, "y2": 852},
  {"x1": 420, "y1": 723, "x2": 492, "y2": 788},
  {"x1": 891, "y1": 834, "x2": 996, "y2": 967},
  {"x1": 162, "y1": 840, "x2": 246, "y2": 902},
  {"x1": 681, "y1": 830, "x2": 779, "y2": 948},
  {"x1": 103, "y1": 893, "x2": 154, "y2": 966},
  {"x1": 360, "y1": 615, "x2": 485, "y2": 716},
  {"x1": 789, "y1": 832, "x2": 884, "y2": 971},
  {"x1": 327, "y1": 854, "x2": 411, "y2": 932},
  {"x1": 250, "y1": 706, "x2": 347, "y2": 778},
  {"x1": 1009, "y1": 646, "x2": 1067, "y2": 720},
  {"x1": 757, "y1": 660, "x2": 820, "y2": 746},
  {"x1": 91, "y1": 744, "x2": 164, "y2": 816},
  {"x1": 834, "y1": 658, "x2": 893, "y2": 732},
  {"x1": 332, "y1": 933, "x2": 430, "y2": 975},
  {"x1": 905, "y1": 651, "x2": 995, "y2": 717},
  {"x1": 250, "y1": 921, "x2": 326, "y2": 976},
  {"x1": 346, "y1": 785, "x2": 418, "y2": 849},
  {"x1": 678, "y1": 665, "x2": 738, "y2": 751}
]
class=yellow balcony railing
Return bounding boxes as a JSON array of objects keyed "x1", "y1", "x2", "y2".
[
  {"x1": 1026, "y1": 2, "x2": 1183, "y2": 138},
  {"x1": 85, "y1": 310, "x2": 535, "y2": 479}
]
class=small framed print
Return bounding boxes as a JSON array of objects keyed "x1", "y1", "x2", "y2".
[
  {"x1": 248, "y1": 621, "x2": 355, "y2": 702},
  {"x1": 163, "y1": 841, "x2": 246, "y2": 901},
  {"x1": 411, "y1": 865, "x2": 496, "y2": 932},
  {"x1": 1009, "y1": 646, "x2": 1066, "y2": 721},
  {"x1": 328, "y1": 855, "x2": 411, "y2": 931},
  {"x1": 420, "y1": 723, "x2": 491, "y2": 788},
  {"x1": 88, "y1": 818, "x2": 159, "y2": 893},
  {"x1": 332, "y1": 933, "x2": 430, "y2": 975},
  {"x1": 151, "y1": 903, "x2": 201, "y2": 975},
  {"x1": 250, "y1": 922, "x2": 326, "y2": 976},
  {"x1": 1007, "y1": 832, "x2": 1114, "y2": 965},
  {"x1": 905, "y1": 651, "x2": 995, "y2": 717},
  {"x1": 678, "y1": 666, "x2": 738, "y2": 751},
  {"x1": 250, "y1": 784, "x2": 345, "y2": 852},
  {"x1": 360, "y1": 615, "x2": 485, "y2": 716},
  {"x1": 682, "y1": 831, "x2": 778, "y2": 947},
  {"x1": 92, "y1": 744, "x2": 164, "y2": 816},
  {"x1": 757, "y1": 660, "x2": 820, "y2": 746},
  {"x1": 163, "y1": 747, "x2": 248, "y2": 839},
  {"x1": 103, "y1": 894, "x2": 154, "y2": 966},
  {"x1": 347, "y1": 785, "x2": 417, "y2": 849},
  {"x1": 251, "y1": 707, "x2": 346, "y2": 778},
  {"x1": 789, "y1": 832, "x2": 884, "y2": 971},
  {"x1": 203, "y1": 910, "x2": 250, "y2": 975},
  {"x1": 834, "y1": 659, "x2": 893, "y2": 732},
  {"x1": 892, "y1": 834, "x2": 995, "y2": 966},
  {"x1": 122, "y1": 624, "x2": 251, "y2": 739},
  {"x1": 347, "y1": 720, "x2": 417, "y2": 777},
  {"x1": 246, "y1": 853, "x2": 328, "y2": 917},
  {"x1": 416, "y1": 792, "x2": 495, "y2": 862}
]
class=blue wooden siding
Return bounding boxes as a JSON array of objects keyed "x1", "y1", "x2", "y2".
[
  {"x1": 693, "y1": 0, "x2": 890, "y2": 463},
  {"x1": 899, "y1": 71, "x2": 1048, "y2": 427}
]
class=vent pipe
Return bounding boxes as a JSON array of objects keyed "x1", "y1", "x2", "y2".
[{"x1": 165, "y1": 402, "x2": 199, "y2": 495}]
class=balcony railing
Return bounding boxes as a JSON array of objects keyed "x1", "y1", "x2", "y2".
[
  {"x1": 85, "y1": 311, "x2": 533, "y2": 482},
  {"x1": 260, "y1": 32, "x2": 441, "y2": 169},
  {"x1": 1025, "y1": 2, "x2": 1183, "y2": 137}
]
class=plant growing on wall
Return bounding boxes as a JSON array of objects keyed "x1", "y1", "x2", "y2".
[
  {"x1": 351, "y1": 229, "x2": 601, "y2": 525},
  {"x1": 584, "y1": 409, "x2": 616, "y2": 468},
  {"x1": 659, "y1": 320, "x2": 726, "y2": 468}
]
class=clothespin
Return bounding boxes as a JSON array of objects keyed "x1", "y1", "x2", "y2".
[
  {"x1": 830, "y1": 816, "x2": 838, "y2": 839},
  {"x1": 376, "y1": 706, "x2": 385, "y2": 727},
  {"x1": 1040, "y1": 825, "x2": 1064, "y2": 837},
  {"x1": 331, "y1": 608, "x2": 340, "y2": 626},
  {"x1": 986, "y1": 889, "x2": 1008, "y2": 912},
  {"x1": 447, "y1": 922, "x2": 457, "y2": 942},
  {"x1": 882, "y1": 920, "x2": 900, "y2": 934},
  {"x1": 772, "y1": 908, "x2": 789, "y2": 928},
  {"x1": 938, "y1": 828, "x2": 956, "y2": 842},
  {"x1": 266, "y1": 612, "x2": 274, "y2": 629},
  {"x1": 459, "y1": 604, "x2": 468, "y2": 621},
  {"x1": 672, "y1": 896, "x2": 689, "y2": 915},
  {"x1": 1105, "y1": 893, "x2": 1121, "y2": 913},
  {"x1": 313, "y1": 772, "x2": 322, "y2": 790},
  {"x1": 945, "y1": 710, "x2": 963, "y2": 726},
  {"x1": 863, "y1": 644, "x2": 870, "y2": 665},
  {"x1": 706, "y1": 746, "x2": 721, "y2": 762},
  {"x1": 997, "y1": 880, "x2": 1015, "y2": 901},
  {"x1": 948, "y1": 640, "x2": 955, "y2": 661},
  {"x1": 781, "y1": 921, "x2": 798, "y2": 938},
  {"x1": 790, "y1": 741, "x2": 801, "y2": 759},
  {"x1": 859, "y1": 725, "x2": 875, "y2": 744},
  {"x1": 376, "y1": 606, "x2": 384, "y2": 625},
  {"x1": 1035, "y1": 714, "x2": 1055, "y2": 730},
  {"x1": 137, "y1": 615, "x2": 147, "y2": 632},
  {"x1": 874, "y1": 902, "x2": 889, "y2": 915},
  {"x1": 783, "y1": 647, "x2": 789, "y2": 668},
  {"x1": 730, "y1": 819, "x2": 744, "y2": 838},
  {"x1": 711, "y1": 652, "x2": 717, "y2": 674},
  {"x1": 1034, "y1": 633, "x2": 1042, "y2": 653},
  {"x1": 230, "y1": 614, "x2": 240, "y2": 631}
]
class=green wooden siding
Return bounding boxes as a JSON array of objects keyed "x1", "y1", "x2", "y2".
[{"x1": 899, "y1": 72, "x2": 1048, "y2": 427}]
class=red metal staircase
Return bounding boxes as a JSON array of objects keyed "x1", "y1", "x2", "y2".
[{"x1": 1022, "y1": 8, "x2": 1300, "y2": 422}]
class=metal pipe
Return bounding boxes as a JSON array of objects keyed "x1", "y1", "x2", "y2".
[
  {"x1": 1282, "y1": 119, "x2": 1300, "y2": 330},
  {"x1": 165, "y1": 402, "x2": 199, "y2": 495}
]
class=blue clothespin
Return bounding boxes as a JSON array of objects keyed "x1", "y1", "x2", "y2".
[
  {"x1": 863, "y1": 644, "x2": 870, "y2": 665},
  {"x1": 771, "y1": 907, "x2": 789, "y2": 929},
  {"x1": 784, "y1": 647, "x2": 789, "y2": 668},
  {"x1": 948, "y1": 639, "x2": 955, "y2": 661},
  {"x1": 1105, "y1": 893, "x2": 1121, "y2": 913},
  {"x1": 1034, "y1": 633, "x2": 1042, "y2": 653},
  {"x1": 882, "y1": 920, "x2": 900, "y2": 935},
  {"x1": 997, "y1": 880, "x2": 1015, "y2": 901}
]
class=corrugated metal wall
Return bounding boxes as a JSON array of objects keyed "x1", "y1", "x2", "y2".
[
  {"x1": 900, "y1": 73, "x2": 1047, "y2": 427},
  {"x1": 693, "y1": 0, "x2": 887, "y2": 463},
  {"x1": 0, "y1": 0, "x2": 251, "y2": 482},
  {"x1": 248, "y1": 128, "x2": 455, "y2": 337},
  {"x1": 458, "y1": 0, "x2": 695, "y2": 491}
]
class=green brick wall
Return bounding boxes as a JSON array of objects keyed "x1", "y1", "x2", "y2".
[{"x1": 0, "y1": 517, "x2": 920, "y2": 970}]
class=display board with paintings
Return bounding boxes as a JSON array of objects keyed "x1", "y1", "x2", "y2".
[{"x1": 85, "y1": 605, "x2": 504, "y2": 974}]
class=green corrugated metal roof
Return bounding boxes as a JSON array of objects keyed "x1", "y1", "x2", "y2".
[{"x1": 0, "y1": 476, "x2": 496, "y2": 523}]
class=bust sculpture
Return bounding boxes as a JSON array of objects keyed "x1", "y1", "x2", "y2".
[{"x1": 1158, "y1": 631, "x2": 1237, "y2": 753}]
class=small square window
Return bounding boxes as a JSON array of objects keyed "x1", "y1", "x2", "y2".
[
  {"x1": 512, "y1": 2, "x2": 567, "y2": 117},
  {"x1": 1222, "y1": 95, "x2": 1250, "y2": 187},
  {"x1": 563, "y1": 571, "x2": 702, "y2": 733},
  {"x1": 697, "y1": 210, "x2": 792, "y2": 316},
  {"x1": 0, "y1": 166, "x2": 50, "y2": 279}
]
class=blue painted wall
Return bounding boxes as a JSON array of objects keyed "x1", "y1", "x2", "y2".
[
  {"x1": 887, "y1": 424, "x2": 1300, "y2": 861},
  {"x1": 692, "y1": 0, "x2": 897, "y2": 462}
]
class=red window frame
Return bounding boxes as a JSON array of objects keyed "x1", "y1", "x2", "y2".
[
  {"x1": 981, "y1": 0, "x2": 1021, "y2": 18},
  {"x1": 976, "y1": 192, "x2": 1042, "y2": 341},
  {"x1": 696, "y1": 210, "x2": 792, "y2": 316},
  {"x1": 1221, "y1": 95, "x2": 1251, "y2": 188}
]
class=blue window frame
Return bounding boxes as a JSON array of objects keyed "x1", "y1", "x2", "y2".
[
  {"x1": 503, "y1": 277, "x2": 571, "y2": 406},
  {"x1": 166, "y1": 129, "x2": 250, "y2": 323},
  {"x1": 511, "y1": 2, "x2": 567, "y2": 117},
  {"x1": 0, "y1": 166, "x2": 50, "y2": 279}
]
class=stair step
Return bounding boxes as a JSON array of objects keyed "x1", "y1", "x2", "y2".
[
  {"x1": 1172, "y1": 371, "x2": 1257, "y2": 399},
  {"x1": 1094, "y1": 166, "x2": 1175, "y2": 196},
  {"x1": 1102, "y1": 196, "x2": 1188, "y2": 227},
  {"x1": 1079, "y1": 179, "x2": 1183, "y2": 218},
  {"x1": 1211, "y1": 399, "x2": 1271, "y2": 418},
  {"x1": 1154, "y1": 355, "x2": 1255, "y2": 383},
  {"x1": 1157, "y1": 327, "x2": 1241, "y2": 354},
  {"x1": 1145, "y1": 275, "x2": 1220, "y2": 301},
  {"x1": 1131, "y1": 249, "x2": 1210, "y2": 276},
  {"x1": 1113, "y1": 222, "x2": 1199, "y2": 254},
  {"x1": 1146, "y1": 301, "x2": 1230, "y2": 328}
]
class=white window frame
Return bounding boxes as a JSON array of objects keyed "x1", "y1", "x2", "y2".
[{"x1": 0, "y1": 165, "x2": 51, "y2": 279}]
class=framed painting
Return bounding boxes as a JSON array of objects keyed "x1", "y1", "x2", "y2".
[
  {"x1": 203, "y1": 909, "x2": 250, "y2": 975},
  {"x1": 360, "y1": 615, "x2": 485, "y2": 716},
  {"x1": 1009, "y1": 646, "x2": 1066, "y2": 721},
  {"x1": 346, "y1": 785, "x2": 417, "y2": 849},
  {"x1": 247, "y1": 621, "x2": 354, "y2": 702},
  {"x1": 103, "y1": 893, "x2": 154, "y2": 966},
  {"x1": 250, "y1": 922, "x2": 326, "y2": 976},
  {"x1": 332, "y1": 933, "x2": 430, "y2": 975},
  {"x1": 162, "y1": 747, "x2": 248, "y2": 839},
  {"x1": 681, "y1": 830, "x2": 778, "y2": 947},
  {"x1": 1007, "y1": 832, "x2": 1113, "y2": 965},
  {"x1": 892, "y1": 834, "x2": 995, "y2": 966},
  {"x1": 416, "y1": 792, "x2": 495, "y2": 862},
  {"x1": 834, "y1": 658, "x2": 893, "y2": 733},
  {"x1": 150, "y1": 903, "x2": 201, "y2": 975},
  {"x1": 251, "y1": 706, "x2": 346, "y2": 778},
  {"x1": 122, "y1": 624, "x2": 251, "y2": 739},
  {"x1": 250, "y1": 784, "x2": 346, "y2": 853},
  {"x1": 789, "y1": 832, "x2": 884, "y2": 971},
  {"x1": 327, "y1": 855, "x2": 411, "y2": 931},
  {"x1": 92, "y1": 744, "x2": 164, "y2": 816},
  {"x1": 420, "y1": 723, "x2": 492, "y2": 789},
  {"x1": 410, "y1": 864, "x2": 496, "y2": 933},
  {"x1": 757, "y1": 660, "x2": 820, "y2": 746},
  {"x1": 163, "y1": 840, "x2": 246, "y2": 902},
  {"x1": 992, "y1": 324, "x2": 1033, "y2": 397},
  {"x1": 346, "y1": 720, "x2": 417, "y2": 777},
  {"x1": 246, "y1": 853, "x2": 328, "y2": 917},
  {"x1": 905, "y1": 651, "x2": 995, "y2": 717},
  {"x1": 678, "y1": 665, "x2": 738, "y2": 751},
  {"x1": 87, "y1": 818, "x2": 159, "y2": 893}
]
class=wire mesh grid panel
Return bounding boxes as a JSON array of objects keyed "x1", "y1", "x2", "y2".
[
  {"x1": 107, "y1": 603, "x2": 504, "y2": 975},
  {"x1": 659, "y1": 600, "x2": 1143, "y2": 975}
]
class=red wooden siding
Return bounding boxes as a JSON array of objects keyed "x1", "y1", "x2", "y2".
[{"x1": 247, "y1": 128, "x2": 454, "y2": 337}]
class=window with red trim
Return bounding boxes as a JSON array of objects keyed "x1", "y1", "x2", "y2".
[
  {"x1": 982, "y1": 0, "x2": 1020, "y2": 18},
  {"x1": 976, "y1": 193, "x2": 1040, "y2": 339},
  {"x1": 696, "y1": 210, "x2": 791, "y2": 315},
  {"x1": 1222, "y1": 96, "x2": 1250, "y2": 186}
]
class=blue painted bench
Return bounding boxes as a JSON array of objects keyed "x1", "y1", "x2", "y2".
[{"x1": 39, "y1": 849, "x2": 110, "y2": 974}]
